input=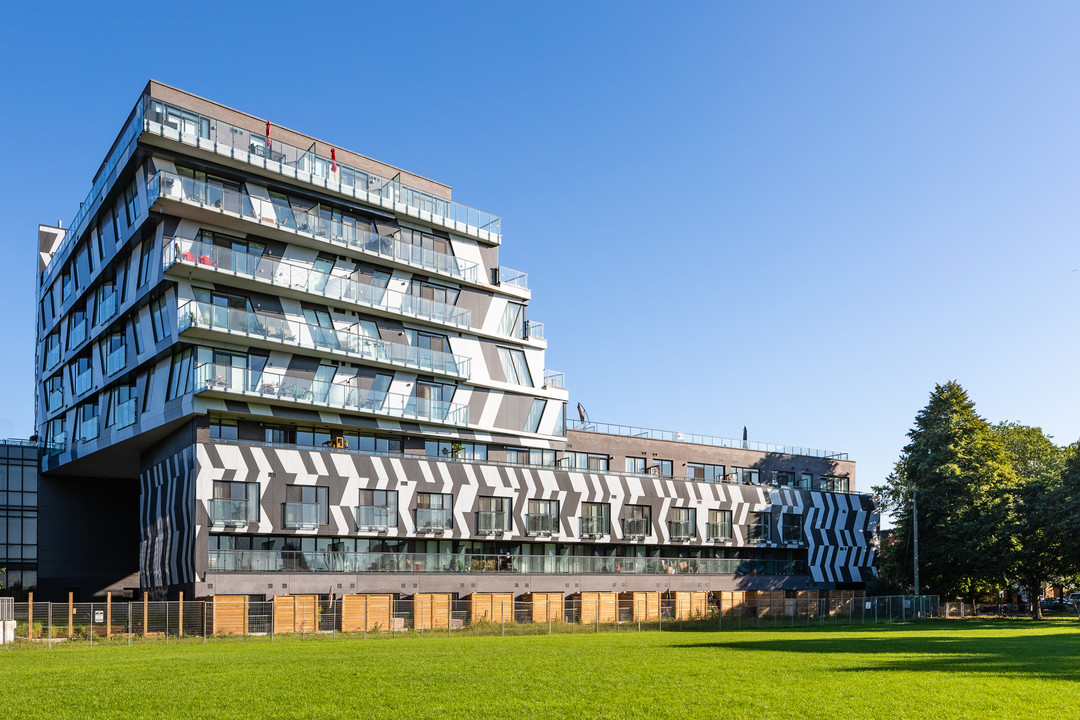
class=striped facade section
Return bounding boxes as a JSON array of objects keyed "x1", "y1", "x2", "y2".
[
  {"x1": 139, "y1": 446, "x2": 196, "y2": 593},
  {"x1": 194, "y1": 443, "x2": 876, "y2": 585}
]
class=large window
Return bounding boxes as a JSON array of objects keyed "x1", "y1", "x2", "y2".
[
  {"x1": 211, "y1": 481, "x2": 259, "y2": 525},
  {"x1": 137, "y1": 240, "x2": 154, "y2": 288},
  {"x1": 102, "y1": 332, "x2": 125, "y2": 376},
  {"x1": 79, "y1": 403, "x2": 99, "y2": 442},
  {"x1": 499, "y1": 302, "x2": 525, "y2": 338},
  {"x1": 496, "y1": 347, "x2": 532, "y2": 386},
  {"x1": 477, "y1": 496, "x2": 511, "y2": 533},
  {"x1": 68, "y1": 305, "x2": 87, "y2": 349},
  {"x1": 524, "y1": 399, "x2": 546, "y2": 433},
  {"x1": 733, "y1": 467, "x2": 760, "y2": 485},
  {"x1": 284, "y1": 485, "x2": 329, "y2": 528},
  {"x1": 71, "y1": 353, "x2": 92, "y2": 396},
  {"x1": 506, "y1": 447, "x2": 555, "y2": 467},
  {"x1": 527, "y1": 499, "x2": 559, "y2": 535},
  {"x1": 409, "y1": 278, "x2": 459, "y2": 306},
  {"x1": 565, "y1": 452, "x2": 609, "y2": 472},
  {"x1": 580, "y1": 502, "x2": 610, "y2": 536},
  {"x1": 668, "y1": 507, "x2": 696, "y2": 540},
  {"x1": 620, "y1": 504, "x2": 651, "y2": 538},
  {"x1": 625, "y1": 457, "x2": 647, "y2": 474},
  {"x1": 44, "y1": 375, "x2": 64, "y2": 413},
  {"x1": 425, "y1": 440, "x2": 487, "y2": 461},
  {"x1": 166, "y1": 348, "x2": 193, "y2": 399},
  {"x1": 43, "y1": 332, "x2": 60, "y2": 371},
  {"x1": 782, "y1": 513, "x2": 804, "y2": 544},
  {"x1": 357, "y1": 489, "x2": 398, "y2": 530},
  {"x1": 748, "y1": 512, "x2": 772, "y2": 542},
  {"x1": 648, "y1": 459, "x2": 673, "y2": 477},
  {"x1": 124, "y1": 180, "x2": 141, "y2": 226},
  {"x1": 708, "y1": 509, "x2": 733, "y2": 541},
  {"x1": 150, "y1": 295, "x2": 169, "y2": 343},
  {"x1": 107, "y1": 384, "x2": 137, "y2": 429},
  {"x1": 95, "y1": 277, "x2": 117, "y2": 325},
  {"x1": 688, "y1": 463, "x2": 724, "y2": 482},
  {"x1": 416, "y1": 492, "x2": 453, "y2": 531},
  {"x1": 798, "y1": 473, "x2": 813, "y2": 490},
  {"x1": 821, "y1": 476, "x2": 850, "y2": 493},
  {"x1": 772, "y1": 471, "x2": 795, "y2": 487}
]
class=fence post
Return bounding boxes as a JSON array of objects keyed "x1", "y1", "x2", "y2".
[
  {"x1": 90, "y1": 602, "x2": 94, "y2": 647},
  {"x1": 143, "y1": 595, "x2": 148, "y2": 638},
  {"x1": 106, "y1": 592, "x2": 112, "y2": 639},
  {"x1": 68, "y1": 592, "x2": 73, "y2": 639},
  {"x1": 128, "y1": 603, "x2": 132, "y2": 646},
  {"x1": 48, "y1": 602, "x2": 52, "y2": 649},
  {"x1": 166, "y1": 601, "x2": 169, "y2": 644},
  {"x1": 179, "y1": 592, "x2": 184, "y2": 638},
  {"x1": 270, "y1": 600, "x2": 275, "y2": 642},
  {"x1": 203, "y1": 602, "x2": 207, "y2": 643},
  {"x1": 28, "y1": 592, "x2": 33, "y2": 641}
]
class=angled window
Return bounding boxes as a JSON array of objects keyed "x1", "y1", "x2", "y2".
[
  {"x1": 44, "y1": 374, "x2": 64, "y2": 413},
  {"x1": 499, "y1": 302, "x2": 525, "y2": 338},
  {"x1": 137, "y1": 240, "x2": 154, "y2": 288},
  {"x1": 79, "y1": 402, "x2": 99, "y2": 442},
  {"x1": 708, "y1": 509, "x2": 733, "y2": 541},
  {"x1": 102, "y1": 332, "x2": 125, "y2": 376},
  {"x1": 496, "y1": 347, "x2": 532, "y2": 387},
  {"x1": 166, "y1": 348, "x2": 192, "y2": 400},
  {"x1": 124, "y1": 180, "x2": 141, "y2": 225},
  {"x1": 150, "y1": 295, "x2": 169, "y2": 343},
  {"x1": 524, "y1": 398, "x2": 546, "y2": 433}
]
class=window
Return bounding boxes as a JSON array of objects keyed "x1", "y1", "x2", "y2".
[
  {"x1": 79, "y1": 402, "x2": 99, "y2": 442},
  {"x1": 554, "y1": 404, "x2": 565, "y2": 437},
  {"x1": 524, "y1": 398, "x2": 546, "y2": 433},
  {"x1": 733, "y1": 467, "x2": 760, "y2": 485},
  {"x1": 124, "y1": 180, "x2": 141, "y2": 225},
  {"x1": 773, "y1": 471, "x2": 795, "y2": 487},
  {"x1": 331, "y1": 431, "x2": 402, "y2": 454},
  {"x1": 625, "y1": 457, "x2": 647, "y2": 474},
  {"x1": 620, "y1": 504, "x2": 651, "y2": 538},
  {"x1": 648, "y1": 459, "x2": 673, "y2": 477},
  {"x1": 409, "y1": 278, "x2": 459, "y2": 306},
  {"x1": 505, "y1": 447, "x2": 555, "y2": 467},
  {"x1": 107, "y1": 384, "x2": 137, "y2": 428},
  {"x1": 46, "y1": 416, "x2": 66, "y2": 447},
  {"x1": 43, "y1": 332, "x2": 60, "y2": 371},
  {"x1": 499, "y1": 302, "x2": 525, "y2": 338},
  {"x1": 580, "y1": 502, "x2": 610, "y2": 536},
  {"x1": 527, "y1": 499, "x2": 559, "y2": 535},
  {"x1": 798, "y1": 472, "x2": 813, "y2": 490},
  {"x1": 782, "y1": 513, "x2": 804, "y2": 544},
  {"x1": 102, "y1": 332, "x2": 125, "y2": 375},
  {"x1": 211, "y1": 480, "x2": 259, "y2": 525},
  {"x1": 688, "y1": 463, "x2": 724, "y2": 482},
  {"x1": 265, "y1": 426, "x2": 296, "y2": 444},
  {"x1": 209, "y1": 417, "x2": 238, "y2": 440},
  {"x1": 61, "y1": 269, "x2": 73, "y2": 302},
  {"x1": 496, "y1": 347, "x2": 532, "y2": 386},
  {"x1": 44, "y1": 374, "x2": 64, "y2": 413},
  {"x1": 132, "y1": 312, "x2": 145, "y2": 355},
  {"x1": 668, "y1": 508, "x2": 696, "y2": 540},
  {"x1": 137, "y1": 240, "x2": 153, "y2": 288},
  {"x1": 94, "y1": 278, "x2": 117, "y2": 325},
  {"x1": 357, "y1": 489, "x2": 398, "y2": 529},
  {"x1": 425, "y1": 440, "x2": 487, "y2": 461},
  {"x1": 748, "y1": 512, "x2": 772, "y2": 542},
  {"x1": 142, "y1": 365, "x2": 156, "y2": 413},
  {"x1": 71, "y1": 353, "x2": 92, "y2": 396},
  {"x1": 68, "y1": 305, "x2": 87, "y2": 349},
  {"x1": 110, "y1": 203, "x2": 122, "y2": 243},
  {"x1": 166, "y1": 348, "x2": 193, "y2": 400},
  {"x1": 284, "y1": 485, "x2": 329, "y2": 528},
  {"x1": 150, "y1": 295, "x2": 169, "y2": 342},
  {"x1": 821, "y1": 476, "x2": 850, "y2": 493},
  {"x1": 477, "y1": 496, "x2": 511, "y2": 533},
  {"x1": 708, "y1": 509, "x2": 733, "y2": 541},
  {"x1": 565, "y1": 452, "x2": 608, "y2": 472},
  {"x1": 416, "y1": 492, "x2": 453, "y2": 531}
]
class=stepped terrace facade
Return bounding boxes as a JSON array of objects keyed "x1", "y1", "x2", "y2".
[{"x1": 34, "y1": 81, "x2": 876, "y2": 600}]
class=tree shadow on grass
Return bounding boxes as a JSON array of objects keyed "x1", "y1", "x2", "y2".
[{"x1": 673, "y1": 625, "x2": 1080, "y2": 681}]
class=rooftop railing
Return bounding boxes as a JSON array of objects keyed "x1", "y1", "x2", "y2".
[
  {"x1": 566, "y1": 420, "x2": 850, "y2": 460},
  {"x1": 543, "y1": 370, "x2": 566, "y2": 389},
  {"x1": 143, "y1": 96, "x2": 502, "y2": 243},
  {"x1": 194, "y1": 362, "x2": 469, "y2": 426},
  {"x1": 206, "y1": 550, "x2": 806, "y2": 576},
  {"x1": 163, "y1": 234, "x2": 470, "y2": 330},
  {"x1": 178, "y1": 298, "x2": 471, "y2": 379}
]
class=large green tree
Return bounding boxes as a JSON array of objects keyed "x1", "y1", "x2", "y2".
[
  {"x1": 1056, "y1": 446, "x2": 1080, "y2": 584},
  {"x1": 994, "y1": 423, "x2": 1071, "y2": 618},
  {"x1": 876, "y1": 381, "x2": 1017, "y2": 599}
]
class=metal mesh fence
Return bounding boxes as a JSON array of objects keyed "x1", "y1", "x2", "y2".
[{"x1": 1, "y1": 594, "x2": 941, "y2": 648}]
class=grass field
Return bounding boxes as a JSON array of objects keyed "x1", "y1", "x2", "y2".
[{"x1": 2, "y1": 620, "x2": 1078, "y2": 719}]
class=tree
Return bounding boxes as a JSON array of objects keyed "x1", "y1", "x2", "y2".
[
  {"x1": 877, "y1": 381, "x2": 1017, "y2": 599},
  {"x1": 1056, "y1": 445, "x2": 1080, "y2": 587},
  {"x1": 994, "y1": 423, "x2": 1070, "y2": 619}
]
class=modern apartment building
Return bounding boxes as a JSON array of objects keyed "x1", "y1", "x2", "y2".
[
  {"x1": 34, "y1": 81, "x2": 877, "y2": 601},
  {"x1": 0, "y1": 440, "x2": 40, "y2": 596}
]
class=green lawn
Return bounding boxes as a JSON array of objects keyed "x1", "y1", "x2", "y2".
[{"x1": 2, "y1": 620, "x2": 1078, "y2": 719}]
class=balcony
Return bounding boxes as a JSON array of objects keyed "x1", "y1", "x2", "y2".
[
  {"x1": 210, "y1": 498, "x2": 254, "y2": 527},
  {"x1": 356, "y1": 505, "x2": 393, "y2": 532},
  {"x1": 73, "y1": 369, "x2": 92, "y2": 396},
  {"x1": 194, "y1": 362, "x2": 470, "y2": 426},
  {"x1": 163, "y1": 235, "x2": 471, "y2": 330},
  {"x1": 415, "y1": 508, "x2": 452, "y2": 533},
  {"x1": 526, "y1": 513, "x2": 557, "y2": 536},
  {"x1": 104, "y1": 345, "x2": 126, "y2": 376},
  {"x1": 79, "y1": 416, "x2": 99, "y2": 442},
  {"x1": 620, "y1": 517, "x2": 649, "y2": 539},
  {"x1": 668, "y1": 521, "x2": 695, "y2": 542},
  {"x1": 207, "y1": 550, "x2": 807, "y2": 576},
  {"x1": 476, "y1": 511, "x2": 507, "y2": 535},
  {"x1": 579, "y1": 516, "x2": 606, "y2": 538},
  {"x1": 525, "y1": 320, "x2": 544, "y2": 341},
  {"x1": 543, "y1": 370, "x2": 566, "y2": 389},
  {"x1": 69, "y1": 320, "x2": 87, "y2": 349},
  {"x1": 496, "y1": 266, "x2": 528, "y2": 289},
  {"x1": 178, "y1": 299, "x2": 470, "y2": 379},
  {"x1": 283, "y1": 502, "x2": 321, "y2": 530},
  {"x1": 143, "y1": 97, "x2": 502, "y2": 244},
  {"x1": 115, "y1": 398, "x2": 137, "y2": 429},
  {"x1": 707, "y1": 522, "x2": 732, "y2": 542}
]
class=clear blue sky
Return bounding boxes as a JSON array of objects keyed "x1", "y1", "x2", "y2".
[{"x1": 2, "y1": 2, "x2": 1078, "y2": 503}]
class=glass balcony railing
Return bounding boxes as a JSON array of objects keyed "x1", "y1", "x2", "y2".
[
  {"x1": 525, "y1": 320, "x2": 544, "y2": 341},
  {"x1": 97, "y1": 292, "x2": 117, "y2": 324},
  {"x1": 621, "y1": 517, "x2": 650, "y2": 538},
  {"x1": 46, "y1": 388, "x2": 63, "y2": 413},
  {"x1": 178, "y1": 299, "x2": 470, "y2": 378},
  {"x1": 104, "y1": 345, "x2": 126, "y2": 376},
  {"x1": 477, "y1": 511, "x2": 507, "y2": 534},
  {"x1": 194, "y1": 362, "x2": 469, "y2": 426},
  {"x1": 45, "y1": 432, "x2": 68, "y2": 456},
  {"x1": 579, "y1": 516, "x2": 607, "y2": 537},
  {"x1": 356, "y1": 505, "x2": 394, "y2": 531},
  {"x1": 415, "y1": 508, "x2": 453, "y2": 532},
  {"x1": 566, "y1": 420, "x2": 850, "y2": 461},
  {"x1": 543, "y1": 370, "x2": 566, "y2": 389},
  {"x1": 525, "y1": 514, "x2": 558, "y2": 536},
  {"x1": 143, "y1": 97, "x2": 501, "y2": 243},
  {"x1": 668, "y1": 521, "x2": 695, "y2": 541},
  {"x1": 73, "y1": 370, "x2": 92, "y2": 396},
  {"x1": 207, "y1": 550, "x2": 806, "y2": 576},
  {"x1": 162, "y1": 233, "x2": 471, "y2": 330},
  {"x1": 115, "y1": 398, "x2": 137, "y2": 429},
  {"x1": 283, "y1": 502, "x2": 321, "y2": 530},
  {"x1": 210, "y1": 498, "x2": 254, "y2": 526},
  {"x1": 497, "y1": 266, "x2": 528, "y2": 289},
  {"x1": 707, "y1": 523, "x2": 732, "y2": 542},
  {"x1": 44, "y1": 343, "x2": 60, "y2": 370},
  {"x1": 80, "y1": 416, "x2": 99, "y2": 442},
  {"x1": 69, "y1": 320, "x2": 87, "y2": 348}
]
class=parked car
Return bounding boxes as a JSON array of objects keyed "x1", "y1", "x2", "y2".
[
  {"x1": 1040, "y1": 598, "x2": 1071, "y2": 613},
  {"x1": 1068, "y1": 592, "x2": 1080, "y2": 606}
]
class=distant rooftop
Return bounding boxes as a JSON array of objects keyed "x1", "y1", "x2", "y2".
[{"x1": 567, "y1": 420, "x2": 849, "y2": 460}]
